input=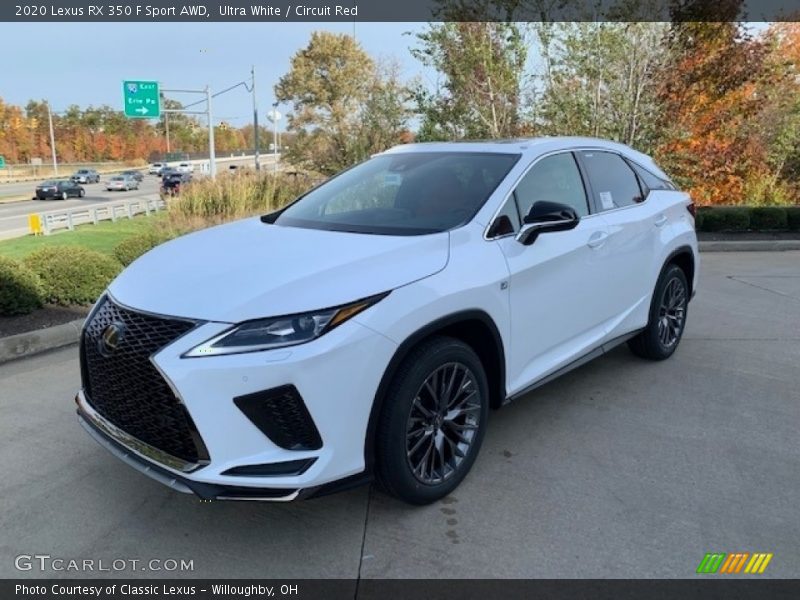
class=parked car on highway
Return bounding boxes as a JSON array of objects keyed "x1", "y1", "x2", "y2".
[
  {"x1": 35, "y1": 179, "x2": 85, "y2": 200},
  {"x1": 70, "y1": 169, "x2": 100, "y2": 184},
  {"x1": 121, "y1": 170, "x2": 144, "y2": 182},
  {"x1": 106, "y1": 174, "x2": 139, "y2": 191},
  {"x1": 76, "y1": 137, "x2": 698, "y2": 505},
  {"x1": 161, "y1": 172, "x2": 192, "y2": 195},
  {"x1": 176, "y1": 162, "x2": 194, "y2": 174},
  {"x1": 149, "y1": 162, "x2": 165, "y2": 175}
]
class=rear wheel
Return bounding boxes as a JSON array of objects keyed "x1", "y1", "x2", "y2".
[
  {"x1": 61, "y1": 191, "x2": 68, "y2": 200},
  {"x1": 78, "y1": 189, "x2": 85, "y2": 198},
  {"x1": 376, "y1": 336, "x2": 489, "y2": 505},
  {"x1": 628, "y1": 264, "x2": 689, "y2": 360}
]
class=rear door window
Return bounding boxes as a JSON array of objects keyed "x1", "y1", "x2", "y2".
[{"x1": 578, "y1": 151, "x2": 644, "y2": 211}]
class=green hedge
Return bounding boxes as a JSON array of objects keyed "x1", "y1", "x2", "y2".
[
  {"x1": 786, "y1": 207, "x2": 800, "y2": 232},
  {"x1": 0, "y1": 256, "x2": 44, "y2": 316},
  {"x1": 24, "y1": 247, "x2": 121, "y2": 306},
  {"x1": 697, "y1": 207, "x2": 750, "y2": 232},
  {"x1": 749, "y1": 207, "x2": 788, "y2": 230},
  {"x1": 696, "y1": 206, "x2": 799, "y2": 232},
  {"x1": 113, "y1": 232, "x2": 172, "y2": 267}
]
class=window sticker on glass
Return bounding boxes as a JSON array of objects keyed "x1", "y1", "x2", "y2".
[
  {"x1": 384, "y1": 173, "x2": 402, "y2": 186},
  {"x1": 599, "y1": 191, "x2": 615, "y2": 210}
]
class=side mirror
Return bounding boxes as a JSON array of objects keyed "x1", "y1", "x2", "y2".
[{"x1": 516, "y1": 201, "x2": 580, "y2": 246}]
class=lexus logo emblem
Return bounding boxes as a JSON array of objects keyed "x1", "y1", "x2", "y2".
[{"x1": 99, "y1": 322, "x2": 126, "y2": 356}]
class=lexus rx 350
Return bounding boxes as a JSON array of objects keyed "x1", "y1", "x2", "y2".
[{"x1": 76, "y1": 138, "x2": 698, "y2": 505}]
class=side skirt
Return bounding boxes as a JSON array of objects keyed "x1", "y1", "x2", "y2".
[{"x1": 504, "y1": 329, "x2": 642, "y2": 404}]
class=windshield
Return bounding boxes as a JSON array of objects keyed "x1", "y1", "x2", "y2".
[{"x1": 274, "y1": 152, "x2": 520, "y2": 235}]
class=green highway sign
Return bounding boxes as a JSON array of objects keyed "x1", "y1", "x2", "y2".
[
  {"x1": 123, "y1": 80, "x2": 160, "y2": 118},
  {"x1": 0, "y1": 156, "x2": 5, "y2": 169}
]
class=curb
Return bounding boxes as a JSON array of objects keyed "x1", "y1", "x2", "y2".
[
  {"x1": 699, "y1": 240, "x2": 800, "y2": 252},
  {"x1": 0, "y1": 318, "x2": 84, "y2": 365}
]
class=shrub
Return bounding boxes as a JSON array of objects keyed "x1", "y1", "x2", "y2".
[
  {"x1": 113, "y1": 231, "x2": 172, "y2": 266},
  {"x1": 0, "y1": 256, "x2": 44, "y2": 316},
  {"x1": 694, "y1": 210, "x2": 704, "y2": 231},
  {"x1": 748, "y1": 206, "x2": 788, "y2": 230},
  {"x1": 698, "y1": 207, "x2": 750, "y2": 232},
  {"x1": 785, "y1": 207, "x2": 800, "y2": 232},
  {"x1": 24, "y1": 247, "x2": 121, "y2": 306}
]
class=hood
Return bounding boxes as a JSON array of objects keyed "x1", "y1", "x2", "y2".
[{"x1": 108, "y1": 217, "x2": 450, "y2": 322}]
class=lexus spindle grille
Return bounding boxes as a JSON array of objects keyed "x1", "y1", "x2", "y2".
[{"x1": 80, "y1": 296, "x2": 208, "y2": 464}]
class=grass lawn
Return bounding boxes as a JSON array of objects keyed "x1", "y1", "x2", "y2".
[{"x1": 0, "y1": 214, "x2": 162, "y2": 260}]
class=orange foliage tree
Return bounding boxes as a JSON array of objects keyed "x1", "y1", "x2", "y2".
[{"x1": 653, "y1": 3, "x2": 769, "y2": 205}]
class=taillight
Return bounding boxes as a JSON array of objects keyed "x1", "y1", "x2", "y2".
[{"x1": 686, "y1": 202, "x2": 696, "y2": 218}]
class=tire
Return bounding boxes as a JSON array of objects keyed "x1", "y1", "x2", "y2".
[
  {"x1": 628, "y1": 263, "x2": 689, "y2": 360},
  {"x1": 61, "y1": 191, "x2": 68, "y2": 200},
  {"x1": 376, "y1": 336, "x2": 489, "y2": 505},
  {"x1": 79, "y1": 189, "x2": 85, "y2": 198}
]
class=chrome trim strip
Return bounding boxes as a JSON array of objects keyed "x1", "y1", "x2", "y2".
[
  {"x1": 483, "y1": 146, "x2": 673, "y2": 241},
  {"x1": 78, "y1": 414, "x2": 194, "y2": 494},
  {"x1": 215, "y1": 491, "x2": 301, "y2": 503},
  {"x1": 76, "y1": 390, "x2": 206, "y2": 473}
]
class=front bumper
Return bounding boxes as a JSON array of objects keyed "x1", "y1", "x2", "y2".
[{"x1": 77, "y1": 304, "x2": 397, "y2": 501}]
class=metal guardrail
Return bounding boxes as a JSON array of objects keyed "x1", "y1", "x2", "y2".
[{"x1": 31, "y1": 196, "x2": 166, "y2": 235}]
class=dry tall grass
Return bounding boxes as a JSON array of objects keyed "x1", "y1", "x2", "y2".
[{"x1": 162, "y1": 170, "x2": 318, "y2": 234}]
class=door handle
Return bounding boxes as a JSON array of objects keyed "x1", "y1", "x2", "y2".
[
  {"x1": 654, "y1": 214, "x2": 668, "y2": 228},
  {"x1": 587, "y1": 231, "x2": 609, "y2": 249}
]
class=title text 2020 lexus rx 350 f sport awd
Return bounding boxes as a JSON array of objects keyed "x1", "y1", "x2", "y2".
[{"x1": 76, "y1": 137, "x2": 698, "y2": 505}]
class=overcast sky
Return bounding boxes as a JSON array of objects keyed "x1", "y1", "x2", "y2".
[{"x1": 0, "y1": 22, "x2": 430, "y2": 129}]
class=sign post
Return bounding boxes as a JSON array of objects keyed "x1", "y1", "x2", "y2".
[{"x1": 123, "y1": 80, "x2": 161, "y2": 119}]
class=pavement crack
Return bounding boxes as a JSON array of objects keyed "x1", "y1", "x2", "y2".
[
  {"x1": 354, "y1": 484, "x2": 373, "y2": 600},
  {"x1": 727, "y1": 275, "x2": 800, "y2": 304}
]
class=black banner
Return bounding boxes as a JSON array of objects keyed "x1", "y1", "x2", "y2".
[
  {"x1": 4, "y1": 580, "x2": 800, "y2": 600},
  {"x1": 2, "y1": 0, "x2": 800, "y2": 23}
]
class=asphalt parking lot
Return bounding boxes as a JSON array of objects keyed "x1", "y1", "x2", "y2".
[{"x1": 0, "y1": 251, "x2": 798, "y2": 580}]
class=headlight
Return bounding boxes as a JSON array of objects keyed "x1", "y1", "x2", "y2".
[{"x1": 183, "y1": 293, "x2": 388, "y2": 357}]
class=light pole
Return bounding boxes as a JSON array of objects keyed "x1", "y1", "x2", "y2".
[
  {"x1": 46, "y1": 101, "x2": 58, "y2": 176},
  {"x1": 268, "y1": 105, "x2": 280, "y2": 173},
  {"x1": 251, "y1": 65, "x2": 260, "y2": 170},
  {"x1": 206, "y1": 86, "x2": 216, "y2": 178}
]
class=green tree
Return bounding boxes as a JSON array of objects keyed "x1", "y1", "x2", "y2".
[
  {"x1": 533, "y1": 21, "x2": 667, "y2": 151},
  {"x1": 276, "y1": 31, "x2": 409, "y2": 174},
  {"x1": 412, "y1": 22, "x2": 528, "y2": 140}
]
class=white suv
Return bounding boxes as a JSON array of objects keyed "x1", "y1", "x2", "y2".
[{"x1": 76, "y1": 138, "x2": 698, "y2": 505}]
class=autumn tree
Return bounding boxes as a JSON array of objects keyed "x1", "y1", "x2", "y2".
[
  {"x1": 412, "y1": 22, "x2": 528, "y2": 140},
  {"x1": 276, "y1": 31, "x2": 410, "y2": 175},
  {"x1": 748, "y1": 22, "x2": 800, "y2": 203},
  {"x1": 652, "y1": 0, "x2": 768, "y2": 204}
]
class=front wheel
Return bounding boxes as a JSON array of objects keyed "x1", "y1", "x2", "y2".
[
  {"x1": 628, "y1": 264, "x2": 689, "y2": 360},
  {"x1": 376, "y1": 336, "x2": 489, "y2": 505},
  {"x1": 61, "y1": 191, "x2": 68, "y2": 200}
]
